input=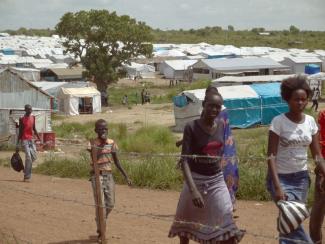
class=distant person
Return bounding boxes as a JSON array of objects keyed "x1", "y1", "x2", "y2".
[
  {"x1": 309, "y1": 109, "x2": 325, "y2": 244},
  {"x1": 88, "y1": 119, "x2": 132, "y2": 240},
  {"x1": 141, "y1": 88, "x2": 145, "y2": 105},
  {"x1": 122, "y1": 94, "x2": 128, "y2": 105},
  {"x1": 16, "y1": 104, "x2": 41, "y2": 182},
  {"x1": 101, "y1": 91, "x2": 108, "y2": 107},
  {"x1": 169, "y1": 92, "x2": 244, "y2": 244},
  {"x1": 135, "y1": 92, "x2": 139, "y2": 105},
  {"x1": 266, "y1": 76, "x2": 324, "y2": 244},
  {"x1": 145, "y1": 90, "x2": 150, "y2": 103},
  {"x1": 311, "y1": 87, "x2": 320, "y2": 112}
]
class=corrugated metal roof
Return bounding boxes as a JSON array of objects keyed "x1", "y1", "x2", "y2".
[
  {"x1": 0, "y1": 69, "x2": 52, "y2": 109},
  {"x1": 213, "y1": 74, "x2": 296, "y2": 83},
  {"x1": 49, "y1": 67, "x2": 84, "y2": 80},
  {"x1": 164, "y1": 60, "x2": 197, "y2": 70},
  {"x1": 201, "y1": 57, "x2": 288, "y2": 71},
  {"x1": 286, "y1": 56, "x2": 322, "y2": 63}
]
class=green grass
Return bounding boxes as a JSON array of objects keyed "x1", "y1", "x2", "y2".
[
  {"x1": 34, "y1": 154, "x2": 183, "y2": 190},
  {"x1": 34, "y1": 153, "x2": 90, "y2": 179},
  {"x1": 53, "y1": 122, "x2": 127, "y2": 141},
  {"x1": 107, "y1": 80, "x2": 211, "y2": 105},
  {"x1": 120, "y1": 125, "x2": 178, "y2": 153},
  {"x1": 54, "y1": 123, "x2": 178, "y2": 153},
  {"x1": 0, "y1": 157, "x2": 10, "y2": 168},
  {"x1": 33, "y1": 122, "x2": 317, "y2": 201},
  {"x1": 0, "y1": 143, "x2": 16, "y2": 151}
]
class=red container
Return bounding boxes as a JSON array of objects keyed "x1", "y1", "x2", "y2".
[{"x1": 43, "y1": 132, "x2": 56, "y2": 150}]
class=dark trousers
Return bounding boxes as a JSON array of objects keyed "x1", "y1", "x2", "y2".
[{"x1": 311, "y1": 99, "x2": 319, "y2": 111}]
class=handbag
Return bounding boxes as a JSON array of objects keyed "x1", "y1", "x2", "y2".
[
  {"x1": 277, "y1": 200, "x2": 310, "y2": 235},
  {"x1": 10, "y1": 152, "x2": 24, "y2": 172}
]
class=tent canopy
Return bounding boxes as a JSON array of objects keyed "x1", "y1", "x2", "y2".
[
  {"x1": 173, "y1": 83, "x2": 288, "y2": 130},
  {"x1": 60, "y1": 87, "x2": 100, "y2": 97}
]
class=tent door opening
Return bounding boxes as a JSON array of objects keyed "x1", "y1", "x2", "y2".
[{"x1": 79, "y1": 97, "x2": 93, "y2": 114}]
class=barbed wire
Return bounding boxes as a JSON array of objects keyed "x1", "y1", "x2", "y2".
[
  {"x1": 49, "y1": 141, "x2": 325, "y2": 164},
  {"x1": 0, "y1": 181, "x2": 323, "y2": 244}
]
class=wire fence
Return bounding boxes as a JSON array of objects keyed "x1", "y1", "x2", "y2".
[
  {"x1": 0, "y1": 178, "x2": 323, "y2": 244},
  {"x1": 0, "y1": 139, "x2": 324, "y2": 243}
]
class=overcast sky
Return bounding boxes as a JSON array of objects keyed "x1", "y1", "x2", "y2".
[{"x1": 0, "y1": 0, "x2": 324, "y2": 31}]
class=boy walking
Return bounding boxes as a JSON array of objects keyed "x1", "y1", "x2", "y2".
[
  {"x1": 88, "y1": 119, "x2": 131, "y2": 241},
  {"x1": 16, "y1": 104, "x2": 40, "y2": 182}
]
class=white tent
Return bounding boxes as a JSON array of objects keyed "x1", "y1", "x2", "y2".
[
  {"x1": 123, "y1": 62, "x2": 155, "y2": 79},
  {"x1": 57, "y1": 87, "x2": 101, "y2": 116},
  {"x1": 162, "y1": 60, "x2": 197, "y2": 80}
]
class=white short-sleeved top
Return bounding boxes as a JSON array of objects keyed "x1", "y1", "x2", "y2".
[{"x1": 269, "y1": 113, "x2": 318, "y2": 174}]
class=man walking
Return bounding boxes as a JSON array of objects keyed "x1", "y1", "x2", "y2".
[
  {"x1": 311, "y1": 87, "x2": 320, "y2": 112},
  {"x1": 16, "y1": 104, "x2": 41, "y2": 182}
]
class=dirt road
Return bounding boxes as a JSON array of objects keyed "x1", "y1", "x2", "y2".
[{"x1": 1, "y1": 167, "x2": 320, "y2": 244}]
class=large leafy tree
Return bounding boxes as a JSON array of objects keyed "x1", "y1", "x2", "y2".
[{"x1": 55, "y1": 10, "x2": 153, "y2": 95}]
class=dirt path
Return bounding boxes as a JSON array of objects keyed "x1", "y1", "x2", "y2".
[{"x1": 1, "y1": 167, "x2": 320, "y2": 244}]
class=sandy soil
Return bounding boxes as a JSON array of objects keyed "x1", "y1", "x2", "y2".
[
  {"x1": 55, "y1": 103, "x2": 175, "y2": 130},
  {"x1": 1, "y1": 167, "x2": 322, "y2": 244}
]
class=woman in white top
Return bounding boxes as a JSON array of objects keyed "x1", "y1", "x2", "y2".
[{"x1": 267, "y1": 76, "x2": 325, "y2": 244}]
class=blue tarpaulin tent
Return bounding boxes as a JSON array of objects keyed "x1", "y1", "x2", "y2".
[
  {"x1": 250, "y1": 83, "x2": 288, "y2": 125},
  {"x1": 173, "y1": 82, "x2": 288, "y2": 131}
]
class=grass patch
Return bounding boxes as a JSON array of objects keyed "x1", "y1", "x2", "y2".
[
  {"x1": 0, "y1": 157, "x2": 10, "y2": 168},
  {"x1": 34, "y1": 154, "x2": 182, "y2": 190},
  {"x1": 38, "y1": 121, "x2": 317, "y2": 201},
  {"x1": 113, "y1": 157, "x2": 182, "y2": 190},
  {"x1": 53, "y1": 122, "x2": 127, "y2": 141},
  {"x1": 54, "y1": 123, "x2": 178, "y2": 153},
  {"x1": 120, "y1": 125, "x2": 178, "y2": 153},
  {"x1": 34, "y1": 153, "x2": 90, "y2": 179},
  {"x1": 107, "y1": 79, "x2": 211, "y2": 105},
  {"x1": 0, "y1": 142, "x2": 16, "y2": 151}
]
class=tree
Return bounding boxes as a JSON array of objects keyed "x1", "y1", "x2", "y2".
[
  {"x1": 289, "y1": 25, "x2": 300, "y2": 34},
  {"x1": 251, "y1": 27, "x2": 265, "y2": 34},
  {"x1": 227, "y1": 25, "x2": 234, "y2": 31},
  {"x1": 55, "y1": 10, "x2": 153, "y2": 96}
]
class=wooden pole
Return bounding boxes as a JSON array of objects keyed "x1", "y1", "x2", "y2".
[{"x1": 92, "y1": 144, "x2": 106, "y2": 243}]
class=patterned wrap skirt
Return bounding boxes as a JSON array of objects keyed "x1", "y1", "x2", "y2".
[{"x1": 169, "y1": 172, "x2": 245, "y2": 243}]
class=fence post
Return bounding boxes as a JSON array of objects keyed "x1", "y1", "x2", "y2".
[{"x1": 92, "y1": 145, "x2": 106, "y2": 243}]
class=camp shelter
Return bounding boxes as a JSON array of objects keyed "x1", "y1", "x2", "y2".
[
  {"x1": 162, "y1": 60, "x2": 197, "y2": 80},
  {"x1": 281, "y1": 57, "x2": 323, "y2": 74},
  {"x1": 57, "y1": 87, "x2": 101, "y2": 115},
  {"x1": 10, "y1": 67, "x2": 41, "y2": 81},
  {"x1": 123, "y1": 62, "x2": 155, "y2": 79},
  {"x1": 249, "y1": 83, "x2": 288, "y2": 125},
  {"x1": 218, "y1": 85, "x2": 263, "y2": 129},
  {"x1": 41, "y1": 67, "x2": 85, "y2": 81},
  {"x1": 191, "y1": 57, "x2": 289, "y2": 80},
  {"x1": 212, "y1": 74, "x2": 295, "y2": 87},
  {"x1": 173, "y1": 83, "x2": 288, "y2": 131},
  {"x1": 0, "y1": 69, "x2": 52, "y2": 144}
]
